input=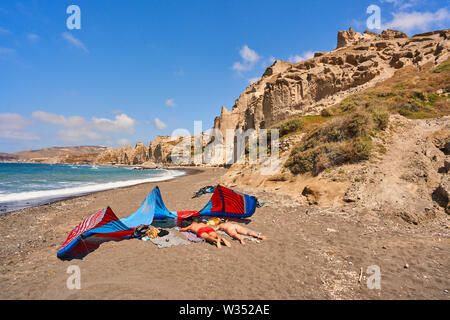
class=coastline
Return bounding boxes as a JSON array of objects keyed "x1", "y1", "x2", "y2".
[{"x1": 0, "y1": 164, "x2": 201, "y2": 215}]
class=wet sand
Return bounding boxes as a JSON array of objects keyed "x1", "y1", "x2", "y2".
[{"x1": 0, "y1": 167, "x2": 449, "y2": 299}]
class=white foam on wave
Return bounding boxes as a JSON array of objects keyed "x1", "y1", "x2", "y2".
[{"x1": 0, "y1": 169, "x2": 186, "y2": 204}]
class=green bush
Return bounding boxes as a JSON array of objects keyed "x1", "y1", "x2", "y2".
[
  {"x1": 340, "y1": 97, "x2": 358, "y2": 113},
  {"x1": 273, "y1": 117, "x2": 304, "y2": 137},
  {"x1": 369, "y1": 106, "x2": 390, "y2": 130},
  {"x1": 413, "y1": 91, "x2": 426, "y2": 101},
  {"x1": 345, "y1": 110, "x2": 372, "y2": 138},
  {"x1": 285, "y1": 144, "x2": 329, "y2": 175},
  {"x1": 432, "y1": 62, "x2": 450, "y2": 73},
  {"x1": 320, "y1": 108, "x2": 333, "y2": 117},
  {"x1": 348, "y1": 137, "x2": 372, "y2": 161}
]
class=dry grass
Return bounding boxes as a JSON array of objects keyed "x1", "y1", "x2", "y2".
[
  {"x1": 432, "y1": 62, "x2": 450, "y2": 73},
  {"x1": 271, "y1": 117, "x2": 304, "y2": 137},
  {"x1": 283, "y1": 59, "x2": 450, "y2": 176},
  {"x1": 268, "y1": 114, "x2": 332, "y2": 139},
  {"x1": 329, "y1": 60, "x2": 450, "y2": 119},
  {"x1": 285, "y1": 110, "x2": 379, "y2": 175}
]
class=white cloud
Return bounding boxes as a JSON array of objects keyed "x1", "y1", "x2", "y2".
[
  {"x1": 165, "y1": 98, "x2": 176, "y2": 107},
  {"x1": 174, "y1": 68, "x2": 184, "y2": 77},
  {"x1": 380, "y1": 0, "x2": 419, "y2": 10},
  {"x1": 0, "y1": 131, "x2": 39, "y2": 140},
  {"x1": 232, "y1": 62, "x2": 247, "y2": 72},
  {"x1": 0, "y1": 27, "x2": 11, "y2": 35},
  {"x1": 62, "y1": 32, "x2": 89, "y2": 53},
  {"x1": 0, "y1": 113, "x2": 39, "y2": 141},
  {"x1": 154, "y1": 118, "x2": 167, "y2": 130},
  {"x1": 26, "y1": 33, "x2": 40, "y2": 43},
  {"x1": 32, "y1": 111, "x2": 136, "y2": 134},
  {"x1": 117, "y1": 138, "x2": 130, "y2": 146},
  {"x1": 32, "y1": 111, "x2": 137, "y2": 143},
  {"x1": 240, "y1": 45, "x2": 260, "y2": 63},
  {"x1": 0, "y1": 47, "x2": 15, "y2": 57},
  {"x1": 0, "y1": 48, "x2": 15, "y2": 62},
  {"x1": 232, "y1": 45, "x2": 260, "y2": 72},
  {"x1": 57, "y1": 128, "x2": 103, "y2": 143},
  {"x1": 288, "y1": 51, "x2": 315, "y2": 63},
  {"x1": 383, "y1": 8, "x2": 450, "y2": 32},
  {"x1": 0, "y1": 113, "x2": 30, "y2": 131},
  {"x1": 32, "y1": 111, "x2": 86, "y2": 127},
  {"x1": 92, "y1": 114, "x2": 136, "y2": 134}
]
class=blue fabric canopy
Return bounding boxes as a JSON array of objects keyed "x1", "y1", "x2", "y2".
[{"x1": 119, "y1": 186, "x2": 170, "y2": 227}]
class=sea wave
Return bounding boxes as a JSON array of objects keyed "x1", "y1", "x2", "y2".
[{"x1": 0, "y1": 169, "x2": 185, "y2": 205}]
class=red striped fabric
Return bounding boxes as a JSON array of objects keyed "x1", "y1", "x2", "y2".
[
  {"x1": 211, "y1": 188, "x2": 223, "y2": 212},
  {"x1": 94, "y1": 207, "x2": 120, "y2": 228},
  {"x1": 58, "y1": 208, "x2": 105, "y2": 250},
  {"x1": 220, "y1": 186, "x2": 245, "y2": 214}
]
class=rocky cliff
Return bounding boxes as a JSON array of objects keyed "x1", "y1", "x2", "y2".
[
  {"x1": 95, "y1": 142, "x2": 151, "y2": 166},
  {"x1": 0, "y1": 153, "x2": 18, "y2": 161},
  {"x1": 1, "y1": 146, "x2": 108, "y2": 164},
  {"x1": 213, "y1": 28, "x2": 449, "y2": 135},
  {"x1": 95, "y1": 137, "x2": 186, "y2": 166},
  {"x1": 216, "y1": 30, "x2": 450, "y2": 225}
]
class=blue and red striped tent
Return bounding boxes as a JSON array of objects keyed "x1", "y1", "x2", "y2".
[
  {"x1": 57, "y1": 187, "x2": 166, "y2": 260},
  {"x1": 152, "y1": 185, "x2": 258, "y2": 220},
  {"x1": 57, "y1": 185, "x2": 259, "y2": 259}
]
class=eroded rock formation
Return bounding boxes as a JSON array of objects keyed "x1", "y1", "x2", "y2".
[
  {"x1": 213, "y1": 28, "x2": 449, "y2": 135},
  {"x1": 95, "y1": 137, "x2": 185, "y2": 166},
  {"x1": 96, "y1": 142, "x2": 151, "y2": 166},
  {"x1": 97, "y1": 28, "x2": 450, "y2": 168}
]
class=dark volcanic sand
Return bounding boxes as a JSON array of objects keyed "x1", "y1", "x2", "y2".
[{"x1": 0, "y1": 167, "x2": 449, "y2": 299}]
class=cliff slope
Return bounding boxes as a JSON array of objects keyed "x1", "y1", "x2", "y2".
[{"x1": 214, "y1": 28, "x2": 449, "y2": 134}]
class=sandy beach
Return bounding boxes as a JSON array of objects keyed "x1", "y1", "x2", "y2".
[{"x1": 0, "y1": 167, "x2": 448, "y2": 300}]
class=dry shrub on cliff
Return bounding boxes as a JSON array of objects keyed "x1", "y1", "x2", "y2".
[
  {"x1": 368, "y1": 106, "x2": 390, "y2": 130},
  {"x1": 432, "y1": 62, "x2": 450, "y2": 73},
  {"x1": 285, "y1": 60, "x2": 450, "y2": 176},
  {"x1": 337, "y1": 60, "x2": 450, "y2": 120},
  {"x1": 285, "y1": 109, "x2": 382, "y2": 175},
  {"x1": 272, "y1": 117, "x2": 304, "y2": 137},
  {"x1": 320, "y1": 108, "x2": 333, "y2": 117}
]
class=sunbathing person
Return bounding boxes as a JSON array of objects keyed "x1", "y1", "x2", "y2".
[
  {"x1": 214, "y1": 221, "x2": 267, "y2": 245},
  {"x1": 180, "y1": 219, "x2": 231, "y2": 248}
]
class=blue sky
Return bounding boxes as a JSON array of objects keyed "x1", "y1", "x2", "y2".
[{"x1": 0, "y1": 0, "x2": 449, "y2": 153}]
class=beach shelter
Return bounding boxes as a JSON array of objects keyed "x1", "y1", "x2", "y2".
[
  {"x1": 57, "y1": 187, "x2": 168, "y2": 260},
  {"x1": 198, "y1": 185, "x2": 258, "y2": 218},
  {"x1": 152, "y1": 185, "x2": 259, "y2": 220},
  {"x1": 57, "y1": 185, "x2": 260, "y2": 259}
]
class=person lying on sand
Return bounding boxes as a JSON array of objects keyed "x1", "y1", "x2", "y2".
[
  {"x1": 214, "y1": 221, "x2": 267, "y2": 245},
  {"x1": 180, "y1": 219, "x2": 231, "y2": 248}
]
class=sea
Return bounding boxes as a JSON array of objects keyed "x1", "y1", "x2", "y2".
[{"x1": 0, "y1": 163, "x2": 185, "y2": 214}]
